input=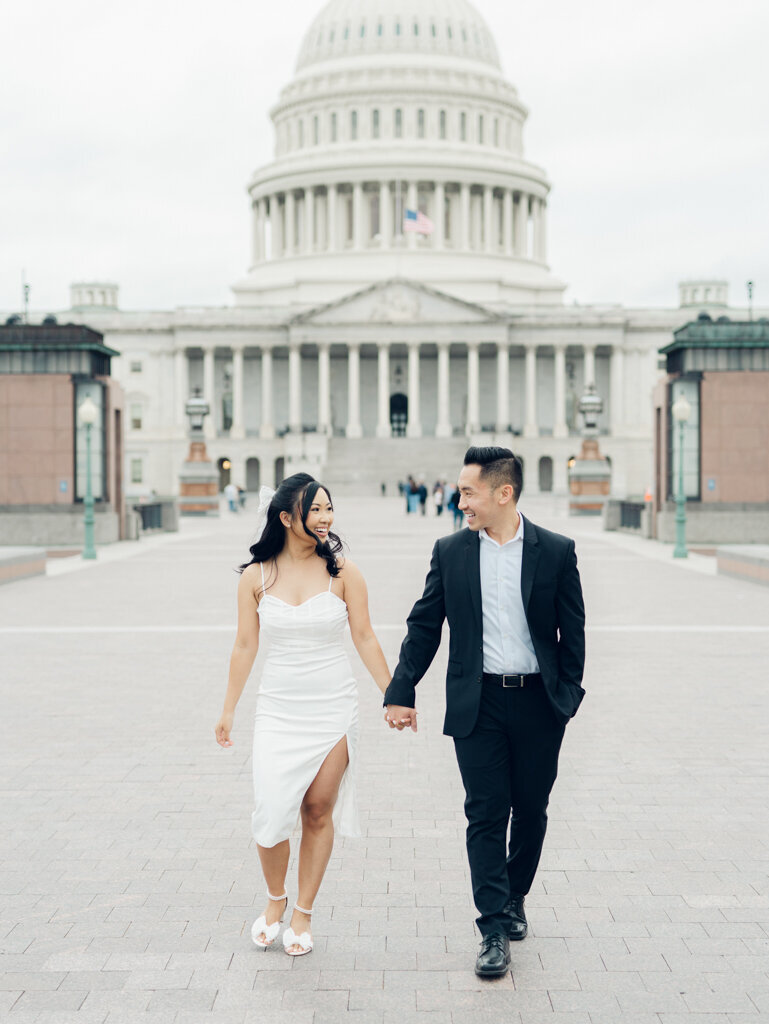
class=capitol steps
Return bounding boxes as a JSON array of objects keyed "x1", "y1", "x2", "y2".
[{"x1": 321, "y1": 436, "x2": 469, "y2": 496}]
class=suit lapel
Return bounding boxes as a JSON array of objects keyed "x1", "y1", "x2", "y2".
[
  {"x1": 464, "y1": 530, "x2": 482, "y2": 631},
  {"x1": 521, "y1": 514, "x2": 540, "y2": 613}
]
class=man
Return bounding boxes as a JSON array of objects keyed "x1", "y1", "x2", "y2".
[{"x1": 384, "y1": 447, "x2": 585, "y2": 978}]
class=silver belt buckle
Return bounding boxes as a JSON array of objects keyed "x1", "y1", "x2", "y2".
[{"x1": 502, "y1": 674, "x2": 523, "y2": 688}]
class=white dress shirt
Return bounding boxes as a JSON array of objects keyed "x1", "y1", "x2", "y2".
[{"x1": 479, "y1": 515, "x2": 539, "y2": 674}]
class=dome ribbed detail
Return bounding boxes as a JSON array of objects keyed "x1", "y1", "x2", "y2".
[{"x1": 296, "y1": 0, "x2": 501, "y2": 72}]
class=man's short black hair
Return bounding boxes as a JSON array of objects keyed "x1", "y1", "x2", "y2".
[{"x1": 463, "y1": 446, "x2": 523, "y2": 502}]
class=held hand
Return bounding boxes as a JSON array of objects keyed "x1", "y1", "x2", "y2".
[
  {"x1": 215, "y1": 711, "x2": 234, "y2": 747},
  {"x1": 384, "y1": 705, "x2": 418, "y2": 733}
]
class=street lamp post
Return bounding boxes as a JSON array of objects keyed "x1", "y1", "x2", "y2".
[
  {"x1": 671, "y1": 392, "x2": 691, "y2": 559},
  {"x1": 78, "y1": 395, "x2": 99, "y2": 560}
]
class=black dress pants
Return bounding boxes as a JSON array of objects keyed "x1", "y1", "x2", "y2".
[{"x1": 453, "y1": 679, "x2": 565, "y2": 937}]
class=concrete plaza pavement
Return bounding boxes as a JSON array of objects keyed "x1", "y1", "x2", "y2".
[{"x1": 1, "y1": 494, "x2": 769, "y2": 1024}]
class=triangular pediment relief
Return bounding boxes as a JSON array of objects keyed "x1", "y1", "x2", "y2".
[{"x1": 291, "y1": 278, "x2": 502, "y2": 326}]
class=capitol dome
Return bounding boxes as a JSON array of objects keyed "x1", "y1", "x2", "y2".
[
  {"x1": 295, "y1": 0, "x2": 501, "y2": 73},
  {"x1": 234, "y1": 0, "x2": 565, "y2": 308}
]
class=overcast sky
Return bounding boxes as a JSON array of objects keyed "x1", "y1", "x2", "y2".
[{"x1": 2, "y1": 0, "x2": 767, "y2": 315}]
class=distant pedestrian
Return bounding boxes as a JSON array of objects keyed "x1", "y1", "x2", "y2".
[
  {"x1": 407, "y1": 476, "x2": 419, "y2": 514},
  {"x1": 448, "y1": 484, "x2": 464, "y2": 530},
  {"x1": 433, "y1": 481, "x2": 444, "y2": 516},
  {"x1": 417, "y1": 479, "x2": 427, "y2": 516},
  {"x1": 238, "y1": 486, "x2": 247, "y2": 510},
  {"x1": 224, "y1": 481, "x2": 239, "y2": 512}
]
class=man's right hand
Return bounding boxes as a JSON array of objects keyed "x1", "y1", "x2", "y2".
[{"x1": 384, "y1": 705, "x2": 418, "y2": 732}]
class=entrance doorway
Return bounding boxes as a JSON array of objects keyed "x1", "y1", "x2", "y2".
[
  {"x1": 246, "y1": 457, "x2": 260, "y2": 492},
  {"x1": 390, "y1": 393, "x2": 407, "y2": 437},
  {"x1": 275, "y1": 456, "x2": 285, "y2": 486},
  {"x1": 217, "y1": 456, "x2": 231, "y2": 491},
  {"x1": 538, "y1": 456, "x2": 553, "y2": 492}
]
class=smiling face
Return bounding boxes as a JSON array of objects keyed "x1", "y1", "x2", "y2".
[
  {"x1": 457, "y1": 463, "x2": 514, "y2": 532},
  {"x1": 288, "y1": 486, "x2": 333, "y2": 546}
]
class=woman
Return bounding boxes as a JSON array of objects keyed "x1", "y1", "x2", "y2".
[{"x1": 214, "y1": 473, "x2": 391, "y2": 956}]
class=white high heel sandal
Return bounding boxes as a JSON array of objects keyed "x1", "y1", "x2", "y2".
[
  {"x1": 282, "y1": 903, "x2": 313, "y2": 956},
  {"x1": 251, "y1": 891, "x2": 288, "y2": 949}
]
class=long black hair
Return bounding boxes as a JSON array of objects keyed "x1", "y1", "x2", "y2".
[{"x1": 237, "y1": 472, "x2": 343, "y2": 581}]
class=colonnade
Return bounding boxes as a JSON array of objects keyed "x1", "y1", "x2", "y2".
[
  {"x1": 251, "y1": 181, "x2": 547, "y2": 264},
  {"x1": 174, "y1": 341, "x2": 628, "y2": 441}
]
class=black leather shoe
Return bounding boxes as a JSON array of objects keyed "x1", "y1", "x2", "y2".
[
  {"x1": 474, "y1": 932, "x2": 511, "y2": 977},
  {"x1": 504, "y1": 895, "x2": 528, "y2": 940}
]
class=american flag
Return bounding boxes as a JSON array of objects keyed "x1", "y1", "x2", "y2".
[{"x1": 403, "y1": 208, "x2": 434, "y2": 235}]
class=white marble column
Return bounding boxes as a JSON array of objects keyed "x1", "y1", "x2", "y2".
[
  {"x1": 353, "y1": 182, "x2": 364, "y2": 250},
  {"x1": 610, "y1": 345, "x2": 624, "y2": 434},
  {"x1": 379, "y1": 181, "x2": 391, "y2": 247},
  {"x1": 203, "y1": 345, "x2": 216, "y2": 439},
  {"x1": 317, "y1": 344, "x2": 331, "y2": 434},
  {"x1": 531, "y1": 198, "x2": 542, "y2": 261},
  {"x1": 539, "y1": 200, "x2": 548, "y2": 263},
  {"x1": 436, "y1": 341, "x2": 451, "y2": 438},
  {"x1": 376, "y1": 343, "x2": 390, "y2": 437},
  {"x1": 327, "y1": 185, "x2": 338, "y2": 252},
  {"x1": 503, "y1": 189, "x2": 513, "y2": 255},
  {"x1": 288, "y1": 345, "x2": 302, "y2": 433},
  {"x1": 346, "y1": 344, "x2": 363, "y2": 438},
  {"x1": 466, "y1": 342, "x2": 480, "y2": 434},
  {"x1": 251, "y1": 201, "x2": 261, "y2": 266},
  {"x1": 260, "y1": 348, "x2": 274, "y2": 439},
  {"x1": 583, "y1": 345, "x2": 596, "y2": 388},
  {"x1": 483, "y1": 185, "x2": 494, "y2": 253},
  {"x1": 514, "y1": 193, "x2": 527, "y2": 257},
  {"x1": 460, "y1": 183, "x2": 471, "y2": 251},
  {"x1": 284, "y1": 191, "x2": 295, "y2": 256},
  {"x1": 174, "y1": 348, "x2": 188, "y2": 431},
  {"x1": 523, "y1": 344, "x2": 538, "y2": 438},
  {"x1": 496, "y1": 342, "x2": 509, "y2": 432},
  {"x1": 273, "y1": 195, "x2": 284, "y2": 258},
  {"x1": 407, "y1": 181, "x2": 418, "y2": 250},
  {"x1": 553, "y1": 345, "x2": 568, "y2": 438},
  {"x1": 406, "y1": 342, "x2": 422, "y2": 437},
  {"x1": 434, "y1": 182, "x2": 445, "y2": 249},
  {"x1": 230, "y1": 346, "x2": 245, "y2": 439},
  {"x1": 304, "y1": 187, "x2": 314, "y2": 253}
]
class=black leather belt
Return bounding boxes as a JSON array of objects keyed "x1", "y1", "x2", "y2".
[{"x1": 482, "y1": 672, "x2": 542, "y2": 689}]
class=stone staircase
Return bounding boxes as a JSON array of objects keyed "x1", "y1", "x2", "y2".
[{"x1": 320, "y1": 436, "x2": 470, "y2": 495}]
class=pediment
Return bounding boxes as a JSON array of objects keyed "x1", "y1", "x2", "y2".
[{"x1": 291, "y1": 279, "x2": 502, "y2": 327}]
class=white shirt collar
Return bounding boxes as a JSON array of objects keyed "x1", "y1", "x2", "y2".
[{"x1": 479, "y1": 513, "x2": 524, "y2": 548}]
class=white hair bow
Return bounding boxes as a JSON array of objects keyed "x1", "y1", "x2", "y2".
[{"x1": 254, "y1": 485, "x2": 276, "y2": 540}]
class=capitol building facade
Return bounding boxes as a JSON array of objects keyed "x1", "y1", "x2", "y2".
[{"x1": 49, "y1": 0, "x2": 737, "y2": 497}]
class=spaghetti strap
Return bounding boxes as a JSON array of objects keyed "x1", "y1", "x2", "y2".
[{"x1": 328, "y1": 573, "x2": 333, "y2": 592}]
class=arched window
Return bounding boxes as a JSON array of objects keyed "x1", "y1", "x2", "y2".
[
  {"x1": 394, "y1": 108, "x2": 403, "y2": 138},
  {"x1": 538, "y1": 457, "x2": 553, "y2": 493},
  {"x1": 493, "y1": 118, "x2": 499, "y2": 147},
  {"x1": 350, "y1": 110, "x2": 358, "y2": 140},
  {"x1": 395, "y1": 20, "x2": 401, "y2": 35},
  {"x1": 439, "y1": 109, "x2": 447, "y2": 139},
  {"x1": 460, "y1": 111, "x2": 467, "y2": 141},
  {"x1": 417, "y1": 108, "x2": 425, "y2": 138},
  {"x1": 372, "y1": 108, "x2": 380, "y2": 139},
  {"x1": 377, "y1": 21, "x2": 383, "y2": 36},
  {"x1": 313, "y1": 115, "x2": 319, "y2": 145},
  {"x1": 478, "y1": 114, "x2": 484, "y2": 144},
  {"x1": 413, "y1": 20, "x2": 419, "y2": 35},
  {"x1": 330, "y1": 112, "x2": 337, "y2": 142}
]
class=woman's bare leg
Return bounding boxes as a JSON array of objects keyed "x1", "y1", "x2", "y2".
[
  {"x1": 254, "y1": 839, "x2": 290, "y2": 943},
  {"x1": 287, "y1": 736, "x2": 349, "y2": 951}
]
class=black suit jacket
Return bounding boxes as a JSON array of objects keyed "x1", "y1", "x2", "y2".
[{"x1": 384, "y1": 517, "x2": 586, "y2": 737}]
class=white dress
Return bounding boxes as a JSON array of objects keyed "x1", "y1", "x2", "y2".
[{"x1": 251, "y1": 564, "x2": 360, "y2": 848}]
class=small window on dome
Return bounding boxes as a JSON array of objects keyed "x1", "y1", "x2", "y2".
[
  {"x1": 329, "y1": 28, "x2": 335, "y2": 42},
  {"x1": 372, "y1": 108, "x2": 380, "y2": 138},
  {"x1": 478, "y1": 114, "x2": 484, "y2": 144},
  {"x1": 377, "y1": 21, "x2": 383, "y2": 36},
  {"x1": 394, "y1": 107, "x2": 403, "y2": 138},
  {"x1": 462, "y1": 27, "x2": 468, "y2": 41},
  {"x1": 494, "y1": 118, "x2": 499, "y2": 147},
  {"x1": 350, "y1": 110, "x2": 358, "y2": 140},
  {"x1": 317, "y1": 31, "x2": 323, "y2": 46},
  {"x1": 417, "y1": 108, "x2": 425, "y2": 138},
  {"x1": 395, "y1": 21, "x2": 401, "y2": 36},
  {"x1": 343, "y1": 24, "x2": 349, "y2": 40},
  {"x1": 313, "y1": 115, "x2": 319, "y2": 145},
  {"x1": 446, "y1": 23, "x2": 452, "y2": 40},
  {"x1": 439, "y1": 109, "x2": 446, "y2": 139},
  {"x1": 431, "y1": 22, "x2": 437, "y2": 37},
  {"x1": 460, "y1": 111, "x2": 466, "y2": 141},
  {"x1": 360, "y1": 22, "x2": 365, "y2": 37},
  {"x1": 413, "y1": 21, "x2": 419, "y2": 35},
  {"x1": 331, "y1": 111, "x2": 337, "y2": 142}
]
